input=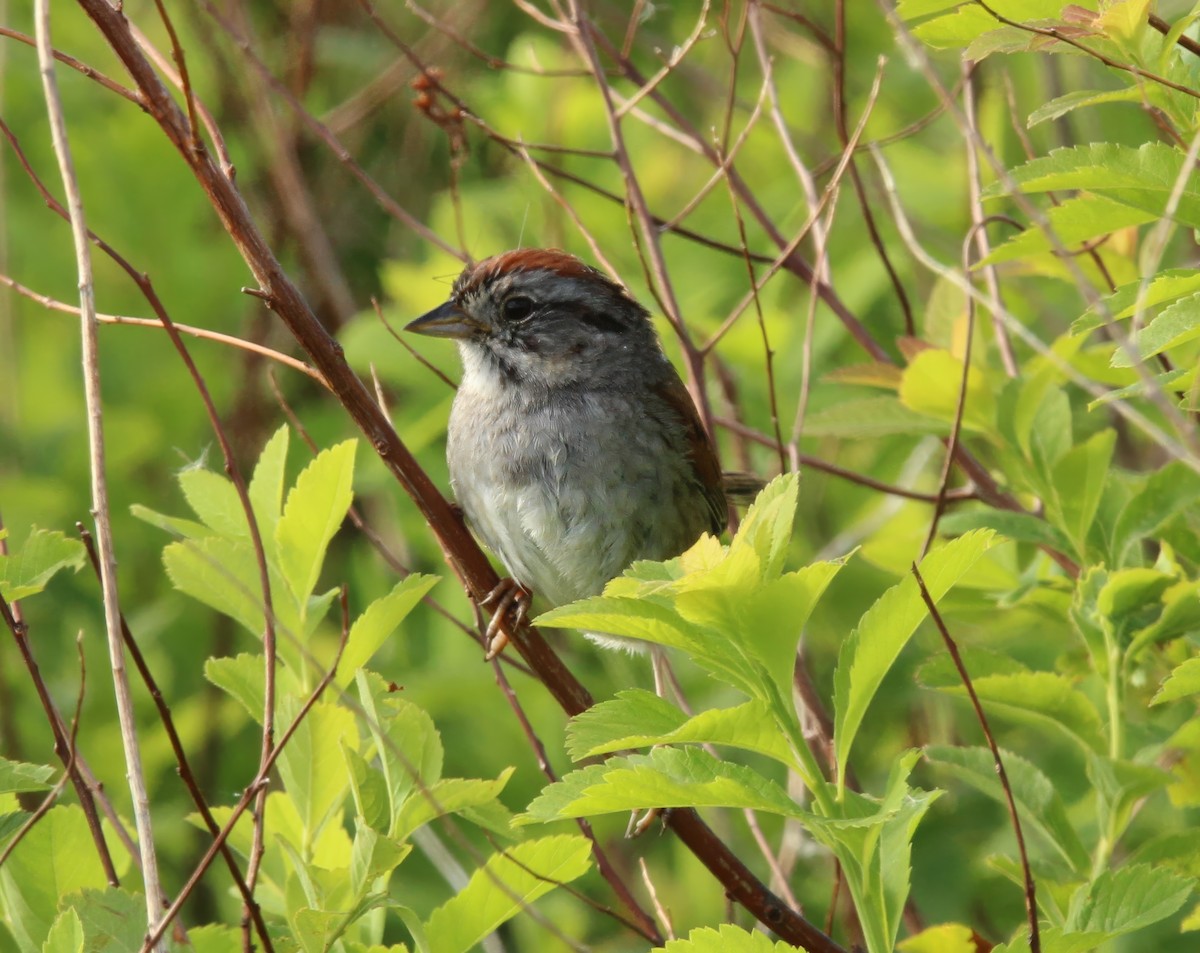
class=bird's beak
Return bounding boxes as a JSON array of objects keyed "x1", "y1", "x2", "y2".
[{"x1": 404, "y1": 301, "x2": 486, "y2": 340}]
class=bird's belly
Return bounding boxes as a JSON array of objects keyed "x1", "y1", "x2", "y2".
[{"x1": 447, "y1": 394, "x2": 703, "y2": 608}]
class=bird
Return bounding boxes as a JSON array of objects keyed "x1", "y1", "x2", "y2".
[{"x1": 406, "y1": 248, "x2": 728, "y2": 660}]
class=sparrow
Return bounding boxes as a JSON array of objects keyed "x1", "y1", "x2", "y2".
[{"x1": 406, "y1": 248, "x2": 727, "y2": 656}]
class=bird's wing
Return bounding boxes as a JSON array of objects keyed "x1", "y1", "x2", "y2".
[{"x1": 654, "y1": 375, "x2": 729, "y2": 536}]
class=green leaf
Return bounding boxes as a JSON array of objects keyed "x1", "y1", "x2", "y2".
[
  {"x1": 733, "y1": 472, "x2": 799, "y2": 579},
  {"x1": 928, "y1": 671, "x2": 1105, "y2": 753},
  {"x1": 0, "y1": 529, "x2": 85, "y2": 602},
  {"x1": 335, "y1": 575, "x2": 440, "y2": 688},
  {"x1": 801, "y1": 396, "x2": 949, "y2": 438},
  {"x1": 1153, "y1": 655, "x2": 1200, "y2": 704},
  {"x1": 344, "y1": 745, "x2": 390, "y2": 834},
  {"x1": 1027, "y1": 88, "x2": 1145, "y2": 126},
  {"x1": 129, "y1": 504, "x2": 212, "y2": 541},
  {"x1": 897, "y1": 922, "x2": 978, "y2": 953},
  {"x1": 276, "y1": 439, "x2": 356, "y2": 606},
  {"x1": 0, "y1": 806, "x2": 110, "y2": 951},
  {"x1": 204, "y1": 652, "x2": 281, "y2": 724},
  {"x1": 1110, "y1": 292, "x2": 1200, "y2": 367},
  {"x1": 41, "y1": 909, "x2": 83, "y2": 953},
  {"x1": 350, "y1": 822, "x2": 411, "y2": 895},
  {"x1": 65, "y1": 888, "x2": 148, "y2": 953},
  {"x1": 1075, "y1": 269, "x2": 1200, "y2": 334},
  {"x1": 898, "y1": 349, "x2": 997, "y2": 434},
  {"x1": 521, "y1": 747, "x2": 801, "y2": 823},
  {"x1": 423, "y1": 835, "x2": 591, "y2": 953},
  {"x1": 1112, "y1": 461, "x2": 1200, "y2": 564},
  {"x1": 188, "y1": 924, "x2": 244, "y2": 953},
  {"x1": 1049, "y1": 429, "x2": 1115, "y2": 557},
  {"x1": 249, "y1": 424, "x2": 290, "y2": 543},
  {"x1": 178, "y1": 467, "x2": 252, "y2": 539},
  {"x1": 655, "y1": 923, "x2": 806, "y2": 952},
  {"x1": 0, "y1": 759, "x2": 55, "y2": 795},
  {"x1": 356, "y1": 672, "x2": 443, "y2": 837},
  {"x1": 163, "y1": 536, "x2": 300, "y2": 648},
  {"x1": 275, "y1": 699, "x2": 358, "y2": 841},
  {"x1": 833, "y1": 530, "x2": 999, "y2": 790},
  {"x1": 938, "y1": 507, "x2": 1073, "y2": 553},
  {"x1": 803, "y1": 751, "x2": 939, "y2": 953},
  {"x1": 393, "y1": 770, "x2": 514, "y2": 841},
  {"x1": 925, "y1": 745, "x2": 1089, "y2": 873},
  {"x1": 984, "y1": 142, "x2": 1200, "y2": 230},
  {"x1": 1066, "y1": 863, "x2": 1194, "y2": 937},
  {"x1": 566, "y1": 691, "x2": 796, "y2": 767},
  {"x1": 981, "y1": 194, "x2": 1156, "y2": 267}
]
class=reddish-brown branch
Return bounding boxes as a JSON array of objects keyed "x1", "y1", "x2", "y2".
[{"x1": 0, "y1": 593, "x2": 119, "y2": 884}]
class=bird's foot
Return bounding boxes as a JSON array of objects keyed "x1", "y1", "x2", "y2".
[
  {"x1": 480, "y1": 578, "x2": 531, "y2": 660},
  {"x1": 626, "y1": 806, "x2": 671, "y2": 838}
]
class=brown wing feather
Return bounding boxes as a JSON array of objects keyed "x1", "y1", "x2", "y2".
[{"x1": 655, "y1": 376, "x2": 728, "y2": 536}]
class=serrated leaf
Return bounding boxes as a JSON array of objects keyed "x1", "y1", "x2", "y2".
[
  {"x1": 0, "y1": 806, "x2": 110, "y2": 951},
  {"x1": 1066, "y1": 863, "x2": 1194, "y2": 936},
  {"x1": 1028, "y1": 88, "x2": 1144, "y2": 126},
  {"x1": 0, "y1": 759, "x2": 55, "y2": 795},
  {"x1": 393, "y1": 770, "x2": 514, "y2": 842},
  {"x1": 1075, "y1": 269, "x2": 1200, "y2": 334},
  {"x1": 335, "y1": 575, "x2": 439, "y2": 688},
  {"x1": 357, "y1": 672, "x2": 443, "y2": 836},
  {"x1": 655, "y1": 923, "x2": 804, "y2": 952},
  {"x1": 163, "y1": 536, "x2": 305, "y2": 657},
  {"x1": 925, "y1": 745, "x2": 1089, "y2": 873},
  {"x1": 178, "y1": 467, "x2": 252, "y2": 539},
  {"x1": 276, "y1": 440, "x2": 356, "y2": 606},
  {"x1": 42, "y1": 909, "x2": 82, "y2": 953},
  {"x1": 833, "y1": 530, "x2": 999, "y2": 790},
  {"x1": 1112, "y1": 461, "x2": 1200, "y2": 564},
  {"x1": 931, "y1": 672, "x2": 1105, "y2": 752},
  {"x1": 566, "y1": 691, "x2": 795, "y2": 767},
  {"x1": 66, "y1": 887, "x2": 148, "y2": 953},
  {"x1": 423, "y1": 835, "x2": 590, "y2": 953},
  {"x1": 1110, "y1": 292, "x2": 1200, "y2": 367},
  {"x1": 1153, "y1": 656, "x2": 1200, "y2": 704},
  {"x1": 521, "y1": 747, "x2": 801, "y2": 823},
  {"x1": 981, "y1": 194, "x2": 1155, "y2": 267},
  {"x1": 983, "y1": 142, "x2": 1200, "y2": 230},
  {"x1": 249, "y1": 425, "x2": 290, "y2": 543},
  {"x1": 275, "y1": 699, "x2": 358, "y2": 840},
  {"x1": 350, "y1": 822, "x2": 411, "y2": 894},
  {"x1": 0, "y1": 529, "x2": 85, "y2": 602},
  {"x1": 732, "y1": 473, "x2": 798, "y2": 579}
]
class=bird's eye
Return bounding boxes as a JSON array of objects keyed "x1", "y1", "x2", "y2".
[{"x1": 502, "y1": 295, "x2": 536, "y2": 322}]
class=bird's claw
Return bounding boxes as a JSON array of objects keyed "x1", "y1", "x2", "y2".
[
  {"x1": 481, "y1": 578, "x2": 531, "y2": 660},
  {"x1": 626, "y1": 807, "x2": 670, "y2": 838}
]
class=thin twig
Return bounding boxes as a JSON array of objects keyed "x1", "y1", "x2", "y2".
[
  {"x1": 912, "y1": 563, "x2": 1040, "y2": 953},
  {"x1": 34, "y1": 4, "x2": 165, "y2": 944}
]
